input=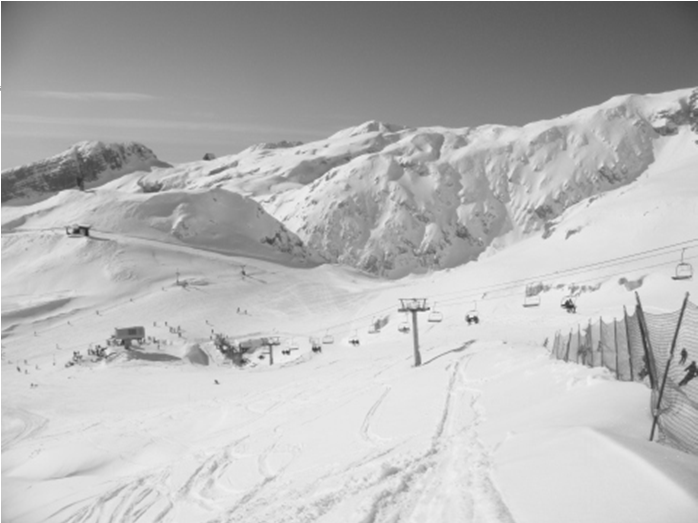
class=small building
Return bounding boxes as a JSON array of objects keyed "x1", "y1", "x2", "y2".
[
  {"x1": 202, "y1": 153, "x2": 216, "y2": 161},
  {"x1": 113, "y1": 326, "x2": 145, "y2": 348},
  {"x1": 65, "y1": 224, "x2": 91, "y2": 237}
]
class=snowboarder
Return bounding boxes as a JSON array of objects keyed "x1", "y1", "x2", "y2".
[{"x1": 679, "y1": 361, "x2": 698, "y2": 387}]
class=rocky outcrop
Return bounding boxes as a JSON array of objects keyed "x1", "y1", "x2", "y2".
[{"x1": 1, "y1": 141, "x2": 170, "y2": 203}]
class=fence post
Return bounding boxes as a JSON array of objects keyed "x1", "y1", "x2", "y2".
[
  {"x1": 635, "y1": 292, "x2": 658, "y2": 389},
  {"x1": 565, "y1": 330, "x2": 572, "y2": 362},
  {"x1": 624, "y1": 306, "x2": 635, "y2": 381},
  {"x1": 577, "y1": 325, "x2": 582, "y2": 364},
  {"x1": 613, "y1": 318, "x2": 620, "y2": 380},
  {"x1": 588, "y1": 319, "x2": 593, "y2": 367},
  {"x1": 649, "y1": 292, "x2": 690, "y2": 442},
  {"x1": 599, "y1": 316, "x2": 604, "y2": 367}
]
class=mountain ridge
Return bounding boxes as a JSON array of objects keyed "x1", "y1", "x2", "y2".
[
  {"x1": 3, "y1": 88, "x2": 696, "y2": 277},
  {"x1": 1, "y1": 140, "x2": 170, "y2": 204}
]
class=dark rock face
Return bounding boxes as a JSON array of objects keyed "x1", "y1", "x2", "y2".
[{"x1": 1, "y1": 141, "x2": 170, "y2": 203}]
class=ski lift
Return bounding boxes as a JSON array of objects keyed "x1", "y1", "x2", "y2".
[
  {"x1": 427, "y1": 303, "x2": 443, "y2": 323},
  {"x1": 672, "y1": 248, "x2": 693, "y2": 281},
  {"x1": 322, "y1": 332, "x2": 334, "y2": 344},
  {"x1": 368, "y1": 317, "x2": 381, "y2": 334},
  {"x1": 560, "y1": 287, "x2": 577, "y2": 314},
  {"x1": 465, "y1": 302, "x2": 479, "y2": 325},
  {"x1": 282, "y1": 338, "x2": 299, "y2": 355},
  {"x1": 523, "y1": 283, "x2": 541, "y2": 308},
  {"x1": 398, "y1": 313, "x2": 411, "y2": 333},
  {"x1": 349, "y1": 331, "x2": 360, "y2": 346}
]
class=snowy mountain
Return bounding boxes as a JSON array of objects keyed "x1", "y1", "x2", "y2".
[
  {"x1": 267, "y1": 89, "x2": 698, "y2": 277},
  {"x1": 1, "y1": 141, "x2": 170, "y2": 204},
  {"x1": 115, "y1": 88, "x2": 697, "y2": 277},
  {"x1": 3, "y1": 91, "x2": 698, "y2": 523}
]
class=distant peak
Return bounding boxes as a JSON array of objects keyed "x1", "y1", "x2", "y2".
[
  {"x1": 245, "y1": 140, "x2": 304, "y2": 153},
  {"x1": 330, "y1": 120, "x2": 407, "y2": 139}
]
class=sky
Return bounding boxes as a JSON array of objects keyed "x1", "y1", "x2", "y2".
[{"x1": 2, "y1": 2, "x2": 698, "y2": 169}]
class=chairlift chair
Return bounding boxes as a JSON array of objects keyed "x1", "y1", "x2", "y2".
[
  {"x1": 398, "y1": 313, "x2": 411, "y2": 333},
  {"x1": 427, "y1": 303, "x2": 443, "y2": 323},
  {"x1": 283, "y1": 338, "x2": 299, "y2": 355},
  {"x1": 560, "y1": 295, "x2": 577, "y2": 314},
  {"x1": 310, "y1": 337, "x2": 323, "y2": 353},
  {"x1": 322, "y1": 332, "x2": 334, "y2": 344},
  {"x1": 672, "y1": 248, "x2": 693, "y2": 281},
  {"x1": 349, "y1": 331, "x2": 360, "y2": 346},
  {"x1": 368, "y1": 318, "x2": 381, "y2": 334},
  {"x1": 523, "y1": 284, "x2": 541, "y2": 308},
  {"x1": 465, "y1": 301, "x2": 479, "y2": 325}
]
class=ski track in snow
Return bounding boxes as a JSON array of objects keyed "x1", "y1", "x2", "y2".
[
  {"x1": 5, "y1": 346, "x2": 520, "y2": 523},
  {"x1": 41, "y1": 352, "x2": 419, "y2": 522},
  {"x1": 360, "y1": 387, "x2": 392, "y2": 445},
  {"x1": 1, "y1": 406, "x2": 48, "y2": 451},
  {"x1": 351, "y1": 357, "x2": 516, "y2": 523}
]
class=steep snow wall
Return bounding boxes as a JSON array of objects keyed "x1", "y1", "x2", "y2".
[{"x1": 263, "y1": 88, "x2": 698, "y2": 277}]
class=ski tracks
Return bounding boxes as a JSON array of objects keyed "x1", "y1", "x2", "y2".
[
  {"x1": 355, "y1": 356, "x2": 517, "y2": 523},
  {"x1": 360, "y1": 386, "x2": 392, "y2": 445}
]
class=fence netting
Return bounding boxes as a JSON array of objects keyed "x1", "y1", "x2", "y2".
[{"x1": 550, "y1": 294, "x2": 698, "y2": 455}]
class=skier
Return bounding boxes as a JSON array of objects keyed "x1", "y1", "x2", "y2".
[
  {"x1": 679, "y1": 348, "x2": 688, "y2": 366},
  {"x1": 679, "y1": 361, "x2": 698, "y2": 387}
]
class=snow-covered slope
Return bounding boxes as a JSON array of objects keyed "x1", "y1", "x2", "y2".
[
  {"x1": 1, "y1": 187, "x2": 316, "y2": 311},
  {"x1": 3, "y1": 83, "x2": 698, "y2": 522},
  {"x1": 2, "y1": 122, "x2": 697, "y2": 521},
  {"x1": 106, "y1": 88, "x2": 697, "y2": 277},
  {"x1": 1, "y1": 141, "x2": 171, "y2": 204}
]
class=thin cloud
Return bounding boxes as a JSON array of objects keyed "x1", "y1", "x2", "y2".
[
  {"x1": 2, "y1": 114, "x2": 326, "y2": 137},
  {"x1": 29, "y1": 91, "x2": 157, "y2": 102}
]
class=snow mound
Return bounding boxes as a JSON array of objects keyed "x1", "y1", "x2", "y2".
[
  {"x1": 1, "y1": 187, "x2": 315, "y2": 263},
  {"x1": 182, "y1": 344, "x2": 209, "y2": 366}
]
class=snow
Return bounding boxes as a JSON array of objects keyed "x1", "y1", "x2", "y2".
[{"x1": 3, "y1": 89, "x2": 698, "y2": 522}]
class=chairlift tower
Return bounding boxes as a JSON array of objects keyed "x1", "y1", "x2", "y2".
[
  {"x1": 261, "y1": 336, "x2": 281, "y2": 366},
  {"x1": 398, "y1": 298, "x2": 430, "y2": 367}
]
